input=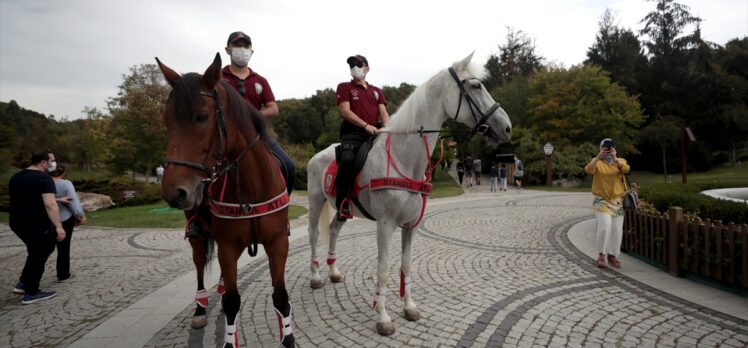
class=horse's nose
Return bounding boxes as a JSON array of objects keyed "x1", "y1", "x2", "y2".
[
  {"x1": 505, "y1": 126, "x2": 511, "y2": 135},
  {"x1": 168, "y1": 187, "x2": 189, "y2": 209}
]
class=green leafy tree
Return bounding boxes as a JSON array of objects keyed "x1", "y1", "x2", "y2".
[
  {"x1": 638, "y1": 0, "x2": 702, "y2": 118},
  {"x1": 526, "y1": 65, "x2": 645, "y2": 155},
  {"x1": 276, "y1": 99, "x2": 322, "y2": 144},
  {"x1": 484, "y1": 28, "x2": 544, "y2": 92},
  {"x1": 640, "y1": 115, "x2": 681, "y2": 180},
  {"x1": 585, "y1": 9, "x2": 648, "y2": 95},
  {"x1": 714, "y1": 38, "x2": 748, "y2": 166},
  {"x1": 106, "y1": 64, "x2": 169, "y2": 177}
]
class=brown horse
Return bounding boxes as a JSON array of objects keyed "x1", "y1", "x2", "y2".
[{"x1": 157, "y1": 54, "x2": 294, "y2": 348}]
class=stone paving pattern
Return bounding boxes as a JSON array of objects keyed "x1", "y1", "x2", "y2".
[{"x1": 2, "y1": 187, "x2": 747, "y2": 347}]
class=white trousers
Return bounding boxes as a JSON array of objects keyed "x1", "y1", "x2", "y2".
[
  {"x1": 595, "y1": 211, "x2": 623, "y2": 257},
  {"x1": 500, "y1": 178, "x2": 507, "y2": 191},
  {"x1": 490, "y1": 177, "x2": 498, "y2": 191}
]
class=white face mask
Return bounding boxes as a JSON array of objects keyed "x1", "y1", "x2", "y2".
[
  {"x1": 350, "y1": 66, "x2": 366, "y2": 80},
  {"x1": 47, "y1": 161, "x2": 57, "y2": 172},
  {"x1": 230, "y1": 47, "x2": 253, "y2": 67}
]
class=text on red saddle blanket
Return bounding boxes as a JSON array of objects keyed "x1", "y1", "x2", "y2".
[{"x1": 210, "y1": 191, "x2": 290, "y2": 219}]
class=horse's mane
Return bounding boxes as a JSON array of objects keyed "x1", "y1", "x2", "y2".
[
  {"x1": 169, "y1": 73, "x2": 267, "y2": 140},
  {"x1": 384, "y1": 62, "x2": 488, "y2": 134}
]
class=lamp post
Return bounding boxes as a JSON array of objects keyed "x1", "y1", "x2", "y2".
[{"x1": 543, "y1": 142, "x2": 554, "y2": 186}]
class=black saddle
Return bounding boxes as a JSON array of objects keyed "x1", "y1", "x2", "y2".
[{"x1": 335, "y1": 137, "x2": 374, "y2": 178}]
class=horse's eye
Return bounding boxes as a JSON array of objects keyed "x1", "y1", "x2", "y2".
[
  {"x1": 471, "y1": 83, "x2": 481, "y2": 90},
  {"x1": 196, "y1": 112, "x2": 209, "y2": 123}
]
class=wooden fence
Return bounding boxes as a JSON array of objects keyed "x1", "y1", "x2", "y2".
[{"x1": 622, "y1": 207, "x2": 748, "y2": 289}]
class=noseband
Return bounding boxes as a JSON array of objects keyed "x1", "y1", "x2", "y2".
[
  {"x1": 448, "y1": 67, "x2": 500, "y2": 136},
  {"x1": 164, "y1": 89, "x2": 260, "y2": 182}
]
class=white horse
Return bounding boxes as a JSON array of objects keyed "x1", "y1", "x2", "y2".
[{"x1": 306, "y1": 53, "x2": 512, "y2": 335}]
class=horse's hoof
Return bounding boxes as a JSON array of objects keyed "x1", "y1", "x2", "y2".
[
  {"x1": 376, "y1": 322, "x2": 396, "y2": 336},
  {"x1": 281, "y1": 334, "x2": 295, "y2": 348},
  {"x1": 310, "y1": 279, "x2": 324, "y2": 289},
  {"x1": 191, "y1": 315, "x2": 208, "y2": 329},
  {"x1": 329, "y1": 273, "x2": 344, "y2": 283},
  {"x1": 404, "y1": 308, "x2": 421, "y2": 321}
]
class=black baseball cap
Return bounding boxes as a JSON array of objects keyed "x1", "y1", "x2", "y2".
[
  {"x1": 346, "y1": 55, "x2": 368, "y2": 67},
  {"x1": 600, "y1": 138, "x2": 617, "y2": 149},
  {"x1": 227, "y1": 31, "x2": 252, "y2": 46}
]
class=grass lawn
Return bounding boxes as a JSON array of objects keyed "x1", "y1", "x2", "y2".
[
  {"x1": 430, "y1": 169, "x2": 465, "y2": 198},
  {"x1": 0, "y1": 203, "x2": 308, "y2": 229}
]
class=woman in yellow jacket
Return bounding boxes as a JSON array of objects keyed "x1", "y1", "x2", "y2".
[{"x1": 585, "y1": 139, "x2": 630, "y2": 268}]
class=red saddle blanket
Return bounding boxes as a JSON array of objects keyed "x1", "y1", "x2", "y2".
[{"x1": 323, "y1": 161, "x2": 432, "y2": 197}]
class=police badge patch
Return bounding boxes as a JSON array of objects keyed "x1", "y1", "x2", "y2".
[{"x1": 254, "y1": 82, "x2": 263, "y2": 95}]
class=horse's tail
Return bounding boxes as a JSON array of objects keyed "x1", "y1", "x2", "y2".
[
  {"x1": 318, "y1": 200, "x2": 333, "y2": 241},
  {"x1": 203, "y1": 233, "x2": 215, "y2": 270}
]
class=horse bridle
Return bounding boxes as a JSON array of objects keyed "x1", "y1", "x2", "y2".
[
  {"x1": 164, "y1": 89, "x2": 260, "y2": 182},
  {"x1": 448, "y1": 67, "x2": 500, "y2": 136}
]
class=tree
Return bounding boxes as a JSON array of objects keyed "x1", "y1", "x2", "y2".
[
  {"x1": 526, "y1": 65, "x2": 645, "y2": 155},
  {"x1": 640, "y1": 0, "x2": 702, "y2": 58},
  {"x1": 106, "y1": 64, "x2": 169, "y2": 177},
  {"x1": 638, "y1": 0, "x2": 702, "y2": 118},
  {"x1": 640, "y1": 116, "x2": 681, "y2": 180},
  {"x1": 715, "y1": 38, "x2": 748, "y2": 166},
  {"x1": 484, "y1": 28, "x2": 544, "y2": 91},
  {"x1": 585, "y1": 9, "x2": 648, "y2": 95}
]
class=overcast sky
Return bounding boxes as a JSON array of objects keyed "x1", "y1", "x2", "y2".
[{"x1": 1, "y1": 0, "x2": 746, "y2": 119}]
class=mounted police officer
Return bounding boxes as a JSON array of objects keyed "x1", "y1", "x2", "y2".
[{"x1": 334, "y1": 54, "x2": 390, "y2": 220}]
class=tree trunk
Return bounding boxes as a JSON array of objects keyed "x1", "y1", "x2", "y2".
[
  {"x1": 730, "y1": 143, "x2": 736, "y2": 167},
  {"x1": 662, "y1": 146, "x2": 668, "y2": 182}
]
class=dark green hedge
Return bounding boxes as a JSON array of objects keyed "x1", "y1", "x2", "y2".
[
  {"x1": 72, "y1": 177, "x2": 162, "y2": 207},
  {"x1": 640, "y1": 182, "x2": 748, "y2": 225},
  {"x1": 0, "y1": 177, "x2": 163, "y2": 212}
]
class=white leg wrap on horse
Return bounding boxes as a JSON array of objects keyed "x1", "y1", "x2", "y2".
[
  {"x1": 311, "y1": 256, "x2": 320, "y2": 271},
  {"x1": 274, "y1": 305, "x2": 293, "y2": 341},
  {"x1": 224, "y1": 317, "x2": 238, "y2": 347},
  {"x1": 400, "y1": 271, "x2": 412, "y2": 298},
  {"x1": 326, "y1": 252, "x2": 336, "y2": 266},
  {"x1": 372, "y1": 284, "x2": 386, "y2": 308},
  {"x1": 195, "y1": 289, "x2": 209, "y2": 308}
]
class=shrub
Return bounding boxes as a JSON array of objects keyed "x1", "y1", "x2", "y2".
[{"x1": 640, "y1": 182, "x2": 748, "y2": 224}]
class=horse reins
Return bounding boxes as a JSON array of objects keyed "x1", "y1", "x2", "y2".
[{"x1": 447, "y1": 67, "x2": 500, "y2": 137}]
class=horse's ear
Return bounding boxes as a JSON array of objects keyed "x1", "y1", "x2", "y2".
[
  {"x1": 454, "y1": 51, "x2": 475, "y2": 72},
  {"x1": 202, "y1": 53, "x2": 223, "y2": 90},
  {"x1": 155, "y1": 57, "x2": 179, "y2": 87}
]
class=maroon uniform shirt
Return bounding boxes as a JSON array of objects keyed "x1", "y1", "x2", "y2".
[
  {"x1": 336, "y1": 80, "x2": 387, "y2": 136},
  {"x1": 222, "y1": 66, "x2": 275, "y2": 110}
]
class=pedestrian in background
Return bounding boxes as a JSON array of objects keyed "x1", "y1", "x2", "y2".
[
  {"x1": 456, "y1": 159, "x2": 465, "y2": 186},
  {"x1": 473, "y1": 156, "x2": 482, "y2": 185},
  {"x1": 499, "y1": 163, "x2": 508, "y2": 191},
  {"x1": 464, "y1": 155, "x2": 474, "y2": 187},
  {"x1": 489, "y1": 163, "x2": 498, "y2": 192},
  {"x1": 8, "y1": 150, "x2": 65, "y2": 304},
  {"x1": 156, "y1": 164, "x2": 164, "y2": 183},
  {"x1": 50, "y1": 162, "x2": 86, "y2": 282},
  {"x1": 513, "y1": 156, "x2": 524, "y2": 190},
  {"x1": 585, "y1": 138, "x2": 630, "y2": 269}
]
